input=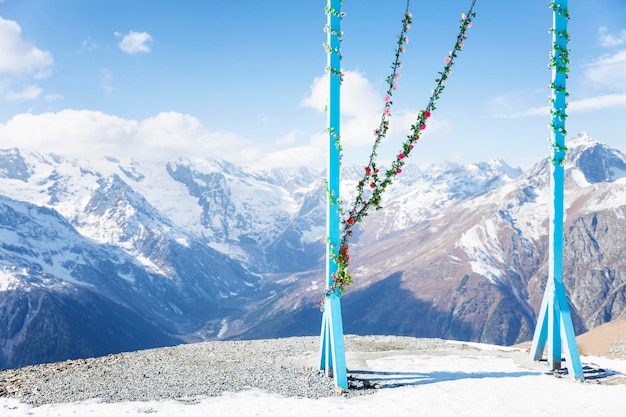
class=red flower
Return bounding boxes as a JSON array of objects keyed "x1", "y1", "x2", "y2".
[
  {"x1": 347, "y1": 216, "x2": 355, "y2": 225},
  {"x1": 370, "y1": 182, "x2": 375, "y2": 188},
  {"x1": 339, "y1": 245, "x2": 349, "y2": 261},
  {"x1": 397, "y1": 168, "x2": 402, "y2": 174},
  {"x1": 365, "y1": 166, "x2": 372, "y2": 175},
  {"x1": 424, "y1": 110, "x2": 431, "y2": 118},
  {"x1": 398, "y1": 153, "x2": 405, "y2": 160}
]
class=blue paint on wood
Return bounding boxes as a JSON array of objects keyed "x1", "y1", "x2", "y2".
[
  {"x1": 530, "y1": 0, "x2": 583, "y2": 381},
  {"x1": 318, "y1": 0, "x2": 348, "y2": 391}
]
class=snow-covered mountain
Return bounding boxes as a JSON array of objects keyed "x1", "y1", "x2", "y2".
[
  {"x1": 1, "y1": 133, "x2": 624, "y2": 367},
  {"x1": 230, "y1": 133, "x2": 626, "y2": 345}
]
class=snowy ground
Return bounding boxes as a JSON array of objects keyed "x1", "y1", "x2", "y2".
[{"x1": 2, "y1": 340, "x2": 625, "y2": 417}]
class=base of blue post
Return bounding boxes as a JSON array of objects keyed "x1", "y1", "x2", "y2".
[
  {"x1": 319, "y1": 292, "x2": 348, "y2": 391},
  {"x1": 530, "y1": 280, "x2": 584, "y2": 381}
]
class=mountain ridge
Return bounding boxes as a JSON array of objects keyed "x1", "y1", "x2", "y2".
[{"x1": 0, "y1": 132, "x2": 624, "y2": 367}]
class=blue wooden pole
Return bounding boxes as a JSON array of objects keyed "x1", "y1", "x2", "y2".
[
  {"x1": 530, "y1": 0, "x2": 583, "y2": 381},
  {"x1": 318, "y1": 0, "x2": 348, "y2": 391}
]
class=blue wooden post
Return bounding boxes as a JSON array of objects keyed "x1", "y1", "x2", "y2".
[
  {"x1": 530, "y1": 0, "x2": 583, "y2": 381},
  {"x1": 318, "y1": 0, "x2": 348, "y2": 391}
]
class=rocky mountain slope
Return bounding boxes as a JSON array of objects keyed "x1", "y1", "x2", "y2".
[{"x1": 230, "y1": 133, "x2": 626, "y2": 346}]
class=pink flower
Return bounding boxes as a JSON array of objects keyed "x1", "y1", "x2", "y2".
[
  {"x1": 406, "y1": 12, "x2": 412, "y2": 18},
  {"x1": 392, "y1": 82, "x2": 398, "y2": 90},
  {"x1": 400, "y1": 46, "x2": 405, "y2": 53},
  {"x1": 398, "y1": 153, "x2": 405, "y2": 160},
  {"x1": 373, "y1": 129, "x2": 379, "y2": 136},
  {"x1": 461, "y1": 13, "x2": 467, "y2": 20},
  {"x1": 414, "y1": 135, "x2": 420, "y2": 141},
  {"x1": 318, "y1": 299, "x2": 323, "y2": 308},
  {"x1": 409, "y1": 144, "x2": 414, "y2": 150},
  {"x1": 406, "y1": 24, "x2": 411, "y2": 30},
  {"x1": 397, "y1": 168, "x2": 402, "y2": 174},
  {"x1": 420, "y1": 124, "x2": 426, "y2": 130},
  {"x1": 444, "y1": 57, "x2": 451, "y2": 63},
  {"x1": 463, "y1": 33, "x2": 468, "y2": 39},
  {"x1": 398, "y1": 62, "x2": 403, "y2": 68},
  {"x1": 395, "y1": 73, "x2": 401, "y2": 79},
  {"x1": 404, "y1": 36, "x2": 409, "y2": 44},
  {"x1": 458, "y1": 43, "x2": 464, "y2": 48},
  {"x1": 424, "y1": 110, "x2": 431, "y2": 118},
  {"x1": 467, "y1": 23, "x2": 472, "y2": 28},
  {"x1": 384, "y1": 94, "x2": 391, "y2": 103},
  {"x1": 384, "y1": 107, "x2": 391, "y2": 115}
]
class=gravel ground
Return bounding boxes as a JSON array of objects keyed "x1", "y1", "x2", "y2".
[
  {"x1": 0, "y1": 336, "x2": 455, "y2": 406},
  {"x1": 1, "y1": 335, "x2": 623, "y2": 406}
]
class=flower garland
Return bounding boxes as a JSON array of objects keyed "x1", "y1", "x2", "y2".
[
  {"x1": 548, "y1": 1, "x2": 570, "y2": 166},
  {"x1": 320, "y1": 1, "x2": 478, "y2": 308}
]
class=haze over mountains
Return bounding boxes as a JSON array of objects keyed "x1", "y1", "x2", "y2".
[{"x1": 0, "y1": 132, "x2": 624, "y2": 369}]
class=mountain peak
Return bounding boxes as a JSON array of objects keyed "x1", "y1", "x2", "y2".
[
  {"x1": 568, "y1": 132, "x2": 598, "y2": 150},
  {"x1": 566, "y1": 133, "x2": 626, "y2": 184}
]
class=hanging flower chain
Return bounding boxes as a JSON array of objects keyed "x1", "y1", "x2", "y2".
[
  {"x1": 320, "y1": 1, "x2": 477, "y2": 307},
  {"x1": 548, "y1": 1, "x2": 570, "y2": 166}
]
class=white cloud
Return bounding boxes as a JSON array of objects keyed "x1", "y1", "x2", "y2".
[
  {"x1": 256, "y1": 144, "x2": 325, "y2": 169},
  {"x1": 0, "y1": 110, "x2": 137, "y2": 156},
  {"x1": 4, "y1": 84, "x2": 42, "y2": 101},
  {"x1": 490, "y1": 93, "x2": 626, "y2": 119},
  {"x1": 275, "y1": 129, "x2": 304, "y2": 146},
  {"x1": 584, "y1": 49, "x2": 626, "y2": 92},
  {"x1": 598, "y1": 26, "x2": 626, "y2": 47},
  {"x1": 300, "y1": 71, "x2": 381, "y2": 146},
  {"x1": 301, "y1": 70, "x2": 447, "y2": 148},
  {"x1": 115, "y1": 31, "x2": 153, "y2": 54},
  {"x1": 0, "y1": 68, "x2": 459, "y2": 172},
  {"x1": 569, "y1": 93, "x2": 626, "y2": 111},
  {"x1": 493, "y1": 48, "x2": 626, "y2": 119},
  {"x1": 0, "y1": 110, "x2": 260, "y2": 163},
  {"x1": 0, "y1": 17, "x2": 53, "y2": 78},
  {"x1": 0, "y1": 109, "x2": 328, "y2": 169}
]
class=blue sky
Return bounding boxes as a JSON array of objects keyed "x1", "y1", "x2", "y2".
[{"x1": 0, "y1": 0, "x2": 624, "y2": 170}]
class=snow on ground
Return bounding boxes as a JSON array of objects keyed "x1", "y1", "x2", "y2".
[{"x1": 2, "y1": 344, "x2": 625, "y2": 417}]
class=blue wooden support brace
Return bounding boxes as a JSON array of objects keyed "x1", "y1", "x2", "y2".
[
  {"x1": 319, "y1": 0, "x2": 348, "y2": 391},
  {"x1": 530, "y1": 0, "x2": 583, "y2": 381}
]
